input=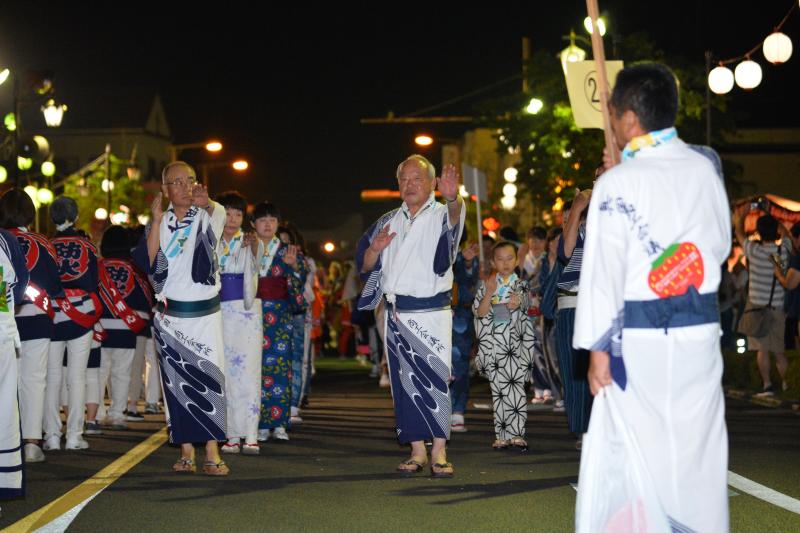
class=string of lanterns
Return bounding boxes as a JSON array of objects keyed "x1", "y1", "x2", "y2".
[{"x1": 708, "y1": 1, "x2": 796, "y2": 94}]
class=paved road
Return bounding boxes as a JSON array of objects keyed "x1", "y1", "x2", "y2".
[{"x1": 2, "y1": 359, "x2": 799, "y2": 532}]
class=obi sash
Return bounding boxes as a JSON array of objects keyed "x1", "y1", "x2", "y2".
[
  {"x1": 389, "y1": 290, "x2": 451, "y2": 313},
  {"x1": 220, "y1": 273, "x2": 244, "y2": 302},
  {"x1": 258, "y1": 275, "x2": 288, "y2": 301},
  {"x1": 624, "y1": 288, "x2": 719, "y2": 332},
  {"x1": 156, "y1": 295, "x2": 221, "y2": 318}
]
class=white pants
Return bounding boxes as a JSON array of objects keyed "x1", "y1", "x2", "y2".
[
  {"x1": 1, "y1": 338, "x2": 22, "y2": 495},
  {"x1": 17, "y1": 337, "x2": 50, "y2": 441},
  {"x1": 143, "y1": 336, "x2": 161, "y2": 404},
  {"x1": 128, "y1": 336, "x2": 146, "y2": 410},
  {"x1": 99, "y1": 346, "x2": 135, "y2": 422},
  {"x1": 45, "y1": 331, "x2": 92, "y2": 440}
]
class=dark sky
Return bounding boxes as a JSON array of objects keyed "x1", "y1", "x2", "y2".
[{"x1": 1, "y1": 2, "x2": 797, "y2": 229}]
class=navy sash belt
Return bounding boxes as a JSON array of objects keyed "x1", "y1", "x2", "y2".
[
  {"x1": 156, "y1": 295, "x2": 221, "y2": 318},
  {"x1": 392, "y1": 290, "x2": 452, "y2": 312},
  {"x1": 219, "y1": 273, "x2": 244, "y2": 302},
  {"x1": 624, "y1": 288, "x2": 719, "y2": 331}
]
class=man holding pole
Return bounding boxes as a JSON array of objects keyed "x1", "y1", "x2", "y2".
[{"x1": 573, "y1": 62, "x2": 730, "y2": 532}]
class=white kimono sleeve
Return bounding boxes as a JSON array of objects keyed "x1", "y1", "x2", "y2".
[
  {"x1": 573, "y1": 174, "x2": 629, "y2": 353},
  {"x1": 243, "y1": 245, "x2": 258, "y2": 310}
]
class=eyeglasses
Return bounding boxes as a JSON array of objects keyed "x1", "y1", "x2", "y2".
[
  {"x1": 164, "y1": 176, "x2": 197, "y2": 188},
  {"x1": 397, "y1": 176, "x2": 427, "y2": 186}
]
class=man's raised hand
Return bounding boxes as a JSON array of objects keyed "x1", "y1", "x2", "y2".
[
  {"x1": 369, "y1": 225, "x2": 396, "y2": 254},
  {"x1": 437, "y1": 164, "x2": 459, "y2": 201},
  {"x1": 151, "y1": 192, "x2": 164, "y2": 223}
]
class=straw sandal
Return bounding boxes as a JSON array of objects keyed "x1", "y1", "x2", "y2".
[
  {"x1": 431, "y1": 462, "x2": 454, "y2": 478},
  {"x1": 172, "y1": 457, "x2": 196, "y2": 473},
  {"x1": 396, "y1": 458, "x2": 427, "y2": 477},
  {"x1": 202, "y1": 460, "x2": 230, "y2": 476}
]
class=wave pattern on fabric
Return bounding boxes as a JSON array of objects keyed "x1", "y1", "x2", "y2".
[
  {"x1": 386, "y1": 313, "x2": 450, "y2": 443},
  {"x1": 154, "y1": 325, "x2": 226, "y2": 443}
]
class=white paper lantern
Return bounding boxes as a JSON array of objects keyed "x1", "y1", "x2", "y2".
[
  {"x1": 734, "y1": 59, "x2": 762, "y2": 90},
  {"x1": 95, "y1": 207, "x2": 108, "y2": 220},
  {"x1": 503, "y1": 167, "x2": 518, "y2": 183},
  {"x1": 708, "y1": 65, "x2": 734, "y2": 94},
  {"x1": 502, "y1": 183, "x2": 518, "y2": 197},
  {"x1": 763, "y1": 31, "x2": 793, "y2": 64},
  {"x1": 500, "y1": 196, "x2": 516, "y2": 210}
]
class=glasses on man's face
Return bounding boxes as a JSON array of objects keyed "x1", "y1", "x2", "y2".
[
  {"x1": 164, "y1": 176, "x2": 197, "y2": 188},
  {"x1": 397, "y1": 176, "x2": 426, "y2": 186}
]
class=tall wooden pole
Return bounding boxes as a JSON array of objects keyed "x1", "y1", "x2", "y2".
[{"x1": 585, "y1": 0, "x2": 618, "y2": 165}]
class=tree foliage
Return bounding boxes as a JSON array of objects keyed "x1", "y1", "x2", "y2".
[{"x1": 474, "y1": 32, "x2": 735, "y2": 213}]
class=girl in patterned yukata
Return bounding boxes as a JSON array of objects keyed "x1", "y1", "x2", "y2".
[
  {"x1": 1, "y1": 189, "x2": 64, "y2": 463},
  {"x1": 473, "y1": 241, "x2": 535, "y2": 451},
  {"x1": 216, "y1": 191, "x2": 262, "y2": 455},
  {"x1": 252, "y1": 202, "x2": 306, "y2": 442},
  {"x1": 46, "y1": 196, "x2": 101, "y2": 451},
  {"x1": 278, "y1": 223, "x2": 310, "y2": 426}
]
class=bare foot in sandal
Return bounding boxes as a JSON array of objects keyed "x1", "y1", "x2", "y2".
[{"x1": 396, "y1": 456, "x2": 428, "y2": 475}]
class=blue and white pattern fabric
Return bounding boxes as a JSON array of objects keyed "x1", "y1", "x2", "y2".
[
  {"x1": 0, "y1": 229, "x2": 26, "y2": 498},
  {"x1": 357, "y1": 193, "x2": 465, "y2": 444},
  {"x1": 154, "y1": 314, "x2": 226, "y2": 443},
  {"x1": 137, "y1": 201, "x2": 229, "y2": 444},
  {"x1": 385, "y1": 307, "x2": 452, "y2": 443}
]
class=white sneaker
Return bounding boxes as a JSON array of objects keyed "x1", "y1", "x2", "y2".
[
  {"x1": 379, "y1": 373, "x2": 390, "y2": 388},
  {"x1": 43, "y1": 435, "x2": 61, "y2": 451},
  {"x1": 65, "y1": 437, "x2": 90, "y2": 450},
  {"x1": 257, "y1": 429, "x2": 270, "y2": 442},
  {"x1": 450, "y1": 414, "x2": 467, "y2": 433},
  {"x1": 553, "y1": 400, "x2": 566, "y2": 413},
  {"x1": 272, "y1": 427, "x2": 289, "y2": 441},
  {"x1": 24, "y1": 443, "x2": 46, "y2": 463}
]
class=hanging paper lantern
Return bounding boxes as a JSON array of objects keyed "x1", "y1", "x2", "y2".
[
  {"x1": 763, "y1": 31, "x2": 793, "y2": 64},
  {"x1": 734, "y1": 59, "x2": 762, "y2": 90},
  {"x1": 708, "y1": 65, "x2": 735, "y2": 94}
]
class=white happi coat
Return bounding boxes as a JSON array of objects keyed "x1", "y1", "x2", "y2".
[
  {"x1": 573, "y1": 137, "x2": 731, "y2": 533},
  {"x1": 217, "y1": 231, "x2": 262, "y2": 441}
]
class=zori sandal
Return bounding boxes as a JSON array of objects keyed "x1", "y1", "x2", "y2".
[
  {"x1": 431, "y1": 462, "x2": 454, "y2": 478},
  {"x1": 492, "y1": 439, "x2": 510, "y2": 450},
  {"x1": 396, "y1": 459, "x2": 427, "y2": 477},
  {"x1": 172, "y1": 457, "x2": 196, "y2": 473},
  {"x1": 202, "y1": 460, "x2": 230, "y2": 476},
  {"x1": 509, "y1": 437, "x2": 529, "y2": 452}
]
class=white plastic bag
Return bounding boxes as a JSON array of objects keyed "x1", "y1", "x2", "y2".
[{"x1": 575, "y1": 388, "x2": 671, "y2": 533}]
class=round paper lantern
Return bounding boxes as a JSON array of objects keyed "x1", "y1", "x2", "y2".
[
  {"x1": 708, "y1": 65, "x2": 734, "y2": 94},
  {"x1": 763, "y1": 31, "x2": 792, "y2": 64},
  {"x1": 734, "y1": 60, "x2": 762, "y2": 90}
]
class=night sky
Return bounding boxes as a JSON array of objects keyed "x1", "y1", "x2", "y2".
[{"x1": 1, "y1": 1, "x2": 797, "y2": 231}]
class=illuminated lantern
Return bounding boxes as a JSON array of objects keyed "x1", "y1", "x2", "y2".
[{"x1": 763, "y1": 31, "x2": 792, "y2": 64}]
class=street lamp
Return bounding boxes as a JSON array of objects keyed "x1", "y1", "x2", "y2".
[
  {"x1": 167, "y1": 139, "x2": 223, "y2": 162},
  {"x1": 197, "y1": 158, "x2": 250, "y2": 187},
  {"x1": 0, "y1": 67, "x2": 66, "y2": 186},
  {"x1": 41, "y1": 99, "x2": 67, "y2": 127}
]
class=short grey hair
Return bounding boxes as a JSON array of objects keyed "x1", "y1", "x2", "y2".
[
  {"x1": 161, "y1": 160, "x2": 196, "y2": 183},
  {"x1": 396, "y1": 154, "x2": 435, "y2": 180}
]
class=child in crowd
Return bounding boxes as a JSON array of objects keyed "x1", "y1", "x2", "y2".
[{"x1": 473, "y1": 241, "x2": 535, "y2": 450}]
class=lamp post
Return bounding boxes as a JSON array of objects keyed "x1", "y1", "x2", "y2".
[
  {"x1": 197, "y1": 158, "x2": 249, "y2": 188},
  {"x1": 167, "y1": 140, "x2": 223, "y2": 162},
  {"x1": 0, "y1": 68, "x2": 66, "y2": 187}
]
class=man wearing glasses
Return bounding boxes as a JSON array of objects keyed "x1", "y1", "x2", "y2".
[{"x1": 134, "y1": 161, "x2": 230, "y2": 476}]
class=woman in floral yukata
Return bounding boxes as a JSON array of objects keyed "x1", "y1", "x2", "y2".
[{"x1": 251, "y1": 202, "x2": 307, "y2": 442}]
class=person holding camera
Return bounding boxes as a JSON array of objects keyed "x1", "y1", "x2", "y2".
[{"x1": 734, "y1": 206, "x2": 792, "y2": 396}]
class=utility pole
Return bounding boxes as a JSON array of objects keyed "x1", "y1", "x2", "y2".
[{"x1": 522, "y1": 37, "x2": 530, "y2": 94}]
